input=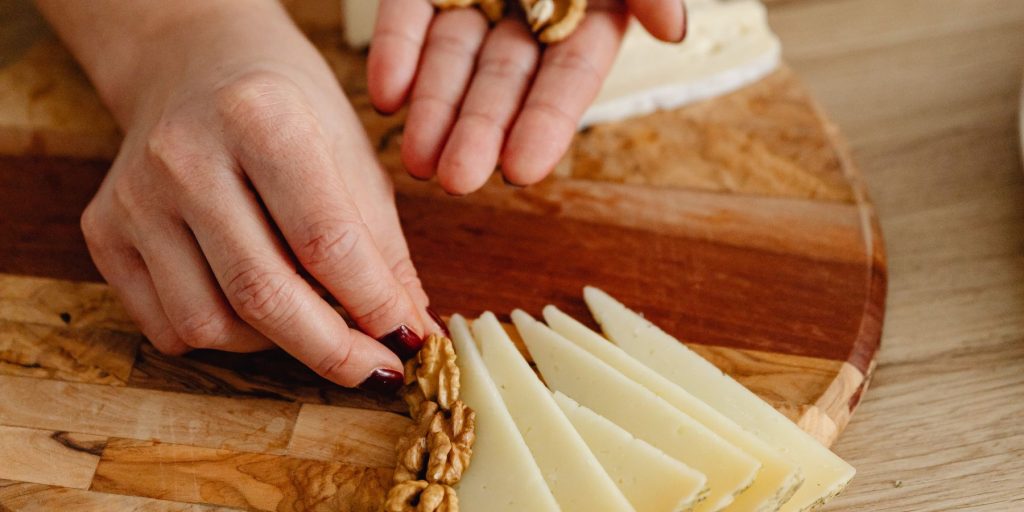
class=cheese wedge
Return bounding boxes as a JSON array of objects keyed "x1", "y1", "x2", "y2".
[
  {"x1": 448, "y1": 315, "x2": 561, "y2": 512},
  {"x1": 511, "y1": 310, "x2": 760, "y2": 512},
  {"x1": 472, "y1": 312, "x2": 635, "y2": 512},
  {"x1": 581, "y1": 0, "x2": 781, "y2": 127},
  {"x1": 553, "y1": 391, "x2": 708, "y2": 512},
  {"x1": 544, "y1": 305, "x2": 804, "y2": 512},
  {"x1": 342, "y1": 0, "x2": 378, "y2": 48},
  {"x1": 583, "y1": 287, "x2": 856, "y2": 512}
]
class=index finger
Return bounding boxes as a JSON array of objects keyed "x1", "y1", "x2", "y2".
[
  {"x1": 367, "y1": 0, "x2": 435, "y2": 113},
  {"x1": 500, "y1": 6, "x2": 628, "y2": 185},
  {"x1": 626, "y1": 0, "x2": 687, "y2": 42}
]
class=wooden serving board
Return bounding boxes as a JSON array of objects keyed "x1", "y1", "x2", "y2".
[{"x1": 0, "y1": 3, "x2": 884, "y2": 510}]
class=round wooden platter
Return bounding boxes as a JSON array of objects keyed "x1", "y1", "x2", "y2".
[{"x1": 0, "y1": 12, "x2": 884, "y2": 512}]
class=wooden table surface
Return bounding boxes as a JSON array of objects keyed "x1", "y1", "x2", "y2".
[
  {"x1": 0, "y1": 0, "x2": 1021, "y2": 510},
  {"x1": 767, "y1": 0, "x2": 1024, "y2": 510}
]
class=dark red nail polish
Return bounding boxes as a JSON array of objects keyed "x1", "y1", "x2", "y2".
[
  {"x1": 676, "y1": 3, "x2": 688, "y2": 43},
  {"x1": 378, "y1": 325, "x2": 424, "y2": 360},
  {"x1": 359, "y1": 368, "x2": 404, "y2": 394},
  {"x1": 427, "y1": 308, "x2": 450, "y2": 337}
]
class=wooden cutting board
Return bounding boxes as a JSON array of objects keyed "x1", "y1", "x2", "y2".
[{"x1": 0, "y1": 3, "x2": 884, "y2": 510}]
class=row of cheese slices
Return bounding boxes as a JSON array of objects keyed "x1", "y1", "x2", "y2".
[{"x1": 449, "y1": 287, "x2": 854, "y2": 512}]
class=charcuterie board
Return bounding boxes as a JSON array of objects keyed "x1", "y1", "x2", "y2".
[{"x1": 0, "y1": 1, "x2": 883, "y2": 509}]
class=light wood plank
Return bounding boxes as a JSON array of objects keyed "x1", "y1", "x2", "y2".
[
  {"x1": 91, "y1": 439, "x2": 390, "y2": 512},
  {"x1": 0, "y1": 480, "x2": 232, "y2": 511},
  {"x1": 0, "y1": 426, "x2": 105, "y2": 489},
  {"x1": 0, "y1": 375, "x2": 299, "y2": 454},
  {"x1": 0, "y1": 274, "x2": 134, "y2": 333},
  {"x1": 285, "y1": 404, "x2": 409, "y2": 468},
  {"x1": 0, "y1": 320, "x2": 140, "y2": 385}
]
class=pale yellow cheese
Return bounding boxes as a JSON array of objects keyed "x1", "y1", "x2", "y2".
[
  {"x1": 544, "y1": 305, "x2": 804, "y2": 512},
  {"x1": 448, "y1": 315, "x2": 561, "y2": 512},
  {"x1": 583, "y1": 287, "x2": 856, "y2": 512},
  {"x1": 472, "y1": 313, "x2": 635, "y2": 512},
  {"x1": 553, "y1": 391, "x2": 708, "y2": 512},
  {"x1": 511, "y1": 310, "x2": 760, "y2": 512},
  {"x1": 342, "y1": 0, "x2": 378, "y2": 48}
]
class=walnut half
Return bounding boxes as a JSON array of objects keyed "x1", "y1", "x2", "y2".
[
  {"x1": 384, "y1": 480, "x2": 459, "y2": 512},
  {"x1": 521, "y1": 0, "x2": 587, "y2": 43},
  {"x1": 402, "y1": 334, "x2": 460, "y2": 413}
]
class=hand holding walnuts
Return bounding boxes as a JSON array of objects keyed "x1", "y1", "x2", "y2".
[{"x1": 368, "y1": 0, "x2": 688, "y2": 195}]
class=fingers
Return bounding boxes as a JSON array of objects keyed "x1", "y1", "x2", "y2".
[
  {"x1": 181, "y1": 176, "x2": 404, "y2": 387},
  {"x1": 435, "y1": 19, "x2": 540, "y2": 195},
  {"x1": 367, "y1": 0, "x2": 435, "y2": 113},
  {"x1": 625, "y1": 0, "x2": 687, "y2": 42},
  {"x1": 222, "y1": 80, "x2": 429, "y2": 347},
  {"x1": 81, "y1": 206, "x2": 189, "y2": 356},
  {"x1": 401, "y1": 8, "x2": 489, "y2": 180},
  {"x1": 129, "y1": 215, "x2": 276, "y2": 353},
  {"x1": 500, "y1": 8, "x2": 628, "y2": 185}
]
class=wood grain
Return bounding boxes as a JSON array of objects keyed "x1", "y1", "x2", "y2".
[
  {"x1": 286, "y1": 405, "x2": 410, "y2": 468},
  {"x1": 0, "y1": 273, "x2": 133, "y2": 332},
  {"x1": 91, "y1": 439, "x2": 390, "y2": 512},
  {"x1": 0, "y1": 480, "x2": 234, "y2": 511},
  {"x1": 0, "y1": 320, "x2": 139, "y2": 385},
  {"x1": 0, "y1": 375, "x2": 299, "y2": 454},
  {"x1": 0, "y1": 426, "x2": 105, "y2": 489}
]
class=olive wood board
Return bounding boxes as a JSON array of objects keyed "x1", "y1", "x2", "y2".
[{"x1": 0, "y1": 3, "x2": 884, "y2": 511}]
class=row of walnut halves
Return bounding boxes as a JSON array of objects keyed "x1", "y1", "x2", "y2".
[{"x1": 384, "y1": 334, "x2": 477, "y2": 512}]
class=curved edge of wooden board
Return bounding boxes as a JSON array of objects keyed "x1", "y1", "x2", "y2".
[{"x1": 807, "y1": 94, "x2": 887, "y2": 444}]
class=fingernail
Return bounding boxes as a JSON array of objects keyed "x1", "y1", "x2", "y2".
[
  {"x1": 359, "y1": 368, "x2": 404, "y2": 394},
  {"x1": 378, "y1": 325, "x2": 424, "y2": 360},
  {"x1": 426, "y1": 307, "x2": 450, "y2": 337},
  {"x1": 676, "y1": 3, "x2": 688, "y2": 43}
]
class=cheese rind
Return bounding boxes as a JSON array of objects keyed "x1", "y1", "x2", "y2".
[
  {"x1": 472, "y1": 312, "x2": 634, "y2": 512},
  {"x1": 583, "y1": 286, "x2": 856, "y2": 512},
  {"x1": 544, "y1": 305, "x2": 804, "y2": 512},
  {"x1": 553, "y1": 391, "x2": 708, "y2": 512},
  {"x1": 582, "y1": 0, "x2": 782, "y2": 127},
  {"x1": 511, "y1": 310, "x2": 760, "y2": 512},
  {"x1": 448, "y1": 315, "x2": 561, "y2": 512}
]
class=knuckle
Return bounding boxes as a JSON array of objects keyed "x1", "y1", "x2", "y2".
[
  {"x1": 525, "y1": 97, "x2": 577, "y2": 128},
  {"x1": 214, "y1": 71, "x2": 320, "y2": 145},
  {"x1": 350, "y1": 286, "x2": 404, "y2": 327},
  {"x1": 294, "y1": 218, "x2": 365, "y2": 269},
  {"x1": 545, "y1": 49, "x2": 601, "y2": 81},
  {"x1": 148, "y1": 329, "x2": 190, "y2": 356},
  {"x1": 477, "y1": 55, "x2": 532, "y2": 81},
  {"x1": 427, "y1": 33, "x2": 479, "y2": 60},
  {"x1": 79, "y1": 203, "x2": 105, "y2": 244},
  {"x1": 176, "y1": 310, "x2": 231, "y2": 349},
  {"x1": 313, "y1": 343, "x2": 354, "y2": 383},
  {"x1": 224, "y1": 260, "x2": 299, "y2": 327},
  {"x1": 391, "y1": 257, "x2": 424, "y2": 292}
]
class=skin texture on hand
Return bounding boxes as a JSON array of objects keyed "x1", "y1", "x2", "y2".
[
  {"x1": 34, "y1": 0, "x2": 441, "y2": 389},
  {"x1": 368, "y1": 0, "x2": 687, "y2": 195}
]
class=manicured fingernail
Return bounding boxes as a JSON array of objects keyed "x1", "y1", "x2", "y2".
[
  {"x1": 426, "y1": 308, "x2": 450, "y2": 337},
  {"x1": 676, "y1": 3, "x2": 688, "y2": 43},
  {"x1": 359, "y1": 368, "x2": 404, "y2": 394},
  {"x1": 378, "y1": 325, "x2": 424, "y2": 360}
]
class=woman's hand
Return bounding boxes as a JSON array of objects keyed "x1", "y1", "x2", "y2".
[
  {"x1": 37, "y1": 0, "x2": 437, "y2": 390},
  {"x1": 368, "y1": 0, "x2": 687, "y2": 194}
]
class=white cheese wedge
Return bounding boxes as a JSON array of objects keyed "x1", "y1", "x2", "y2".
[
  {"x1": 511, "y1": 310, "x2": 761, "y2": 512},
  {"x1": 583, "y1": 287, "x2": 856, "y2": 512},
  {"x1": 342, "y1": 0, "x2": 378, "y2": 48},
  {"x1": 471, "y1": 312, "x2": 635, "y2": 512},
  {"x1": 448, "y1": 315, "x2": 561, "y2": 512},
  {"x1": 581, "y1": 0, "x2": 782, "y2": 127},
  {"x1": 553, "y1": 391, "x2": 708, "y2": 512},
  {"x1": 543, "y1": 305, "x2": 804, "y2": 512}
]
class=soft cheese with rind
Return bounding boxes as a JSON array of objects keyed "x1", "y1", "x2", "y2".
[
  {"x1": 583, "y1": 286, "x2": 856, "y2": 512},
  {"x1": 471, "y1": 312, "x2": 635, "y2": 512},
  {"x1": 582, "y1": 0, "x2": 782, "y2": 127},
  {"x1": 544, "y1": 305, "x2": 804, "y2": 512},
  {"x1": 511, "y1": 310, "x2": 760, "y2": 512},
  {"x1": 553, "y1": 391, "x2": 708, "y2": 512},
  {"x1": 448, "y1": 314, "x2": 561, "y2": 512}
]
